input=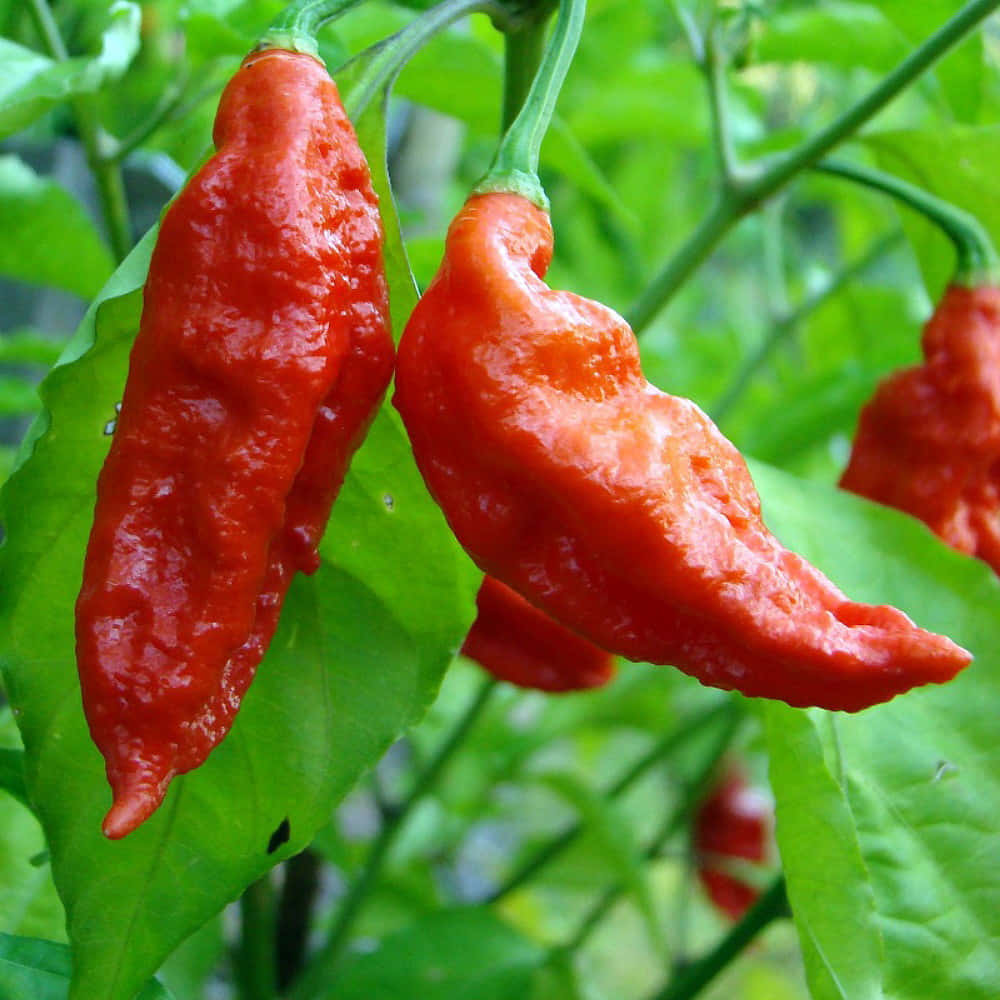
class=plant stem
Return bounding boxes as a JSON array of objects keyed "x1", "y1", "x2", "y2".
[
  {"x1": 261, "y1": 0, "x2": 365, "y2": 55},
  {"x1": 627, "y1": 0, "x2": 1000, "y2": 333},
  {"x1": 501, "y1": 4, "x2": 553, "y2": 132},
  {"x1": 276, "y1": 849, "x2": 323, "y2": 991},
  {"x1": 561, "y1": 702, "x2": 743, "y2": 955},
  {"x1": 486, "y1": 699, "x2": 739, "y2": 903},
  {"x1": 25, "y1": 0, "x2": 133, "y2": 262},
  {"x1": 475, "y1": 0, "x2": 588, "y2": 208},
  {"x1": 709, "y1": 229, "x2": 902, "y2": 423},
  {"x1": 648, "y1": 876, "x2": 789, "y2": 1000},
  {"x1": 814, "y1": 159, "x2": 1000, "y2": 285},
  {"x1": 288, "y1": 676, "x2": 498, "y2": 999},
  {"x1": 234, "y1": 877, "x2": 278, "y2": 1000}
]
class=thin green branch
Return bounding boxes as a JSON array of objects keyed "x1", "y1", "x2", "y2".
[
  {"x1": 113, "y1": 74, "x2": 190, "y2": 161},
  {"x1": 288, "y1": 676, "x2": 498, "y2": 999},
  {"x1": 703, "y1": 25, "x2": 740, "y2": 188},
  {"x1": 710, "y1": 229, "x2": 903, "y2": 423},
  {"x1": 486, "y1": 699, "x2": 740, "y2": 903},
  {"x1": 814, "y1": 159, "x2": 1000, "y2": 285},
  {"x1": 475, "y1": 0, "x2": 588, "y2": 207},
  {"x1": 560, "y1": 702, "x2": 743, "y2": 955},
  {"x1": 25, "y1": 0, "x2": 133, "y2": 261},
  {"x1": 627, "y1": 0, "x2": 1000, "y2": 334},
  {"x1": 648, "y1": 876, "x2": 790, "y2": 1000}
]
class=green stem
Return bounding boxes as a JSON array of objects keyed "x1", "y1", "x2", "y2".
[
  {"x1": 561, "y1": 703, "x2": 743, "y2": 955},
  {"x1": 703, "y1": 24, "x2": 740, "y2": 187},
  {"x1": 26, "y1": 0, "x2": 133, "y2": 262},
  {"x1": 234, "y1": 877, "x2": 278, "y2": 1000},
  {"x1": 710, "y1": 229, "x2": 902, "y2": 423},
  {"x1": 288, "y1": 677, "x2": 499, "y2": 999},
  {"x1": 501, "y1": 5, "x2": 553, "y2": 132},
  {"x1": 627, "y1": 0, "x2": 1000, "y2": 334},
  {"x1": 261, "y1": 0, "x2": 365, "y2": 56},
  {"x1": 486, "y1": 699, "x2": 740, "y2": 903},
  {"x1": 475, "y1": 0, "x2": 588, "y2": 208},
  {"x1": 648, "y1": 876, "x2": 790, "y2": 1000},
  {"x1": 814, "y1": 159, "x2": 1000, "y2": 285},
  {"x1": 339, "y1": 0, "x2": 509, "y2": 122}
]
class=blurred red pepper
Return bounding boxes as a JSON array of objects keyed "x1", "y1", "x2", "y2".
[
  {"x1": 394, "y1": 191, "x2": 970, "y2": 713},
  {"x1": 76, "y1": 48, "x2": 393, "y2": 838},
  {"x1": 694, "y1": 767, "x2": 771, "y2": 921},
  {"x1": 461, "y1": 576, "x2": 616, "y2": 692},
  {"x1": 841, "y1": 283, "x2": 1000, "y2": 574}
]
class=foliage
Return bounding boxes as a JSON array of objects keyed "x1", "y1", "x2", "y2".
[{"x1": 1, "y1": 1, "x2": 999, "y2": 999}]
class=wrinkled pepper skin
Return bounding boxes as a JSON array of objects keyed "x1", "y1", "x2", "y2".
[
  {"x1": 76, "y1": 48, "x2": 393, "y2": 839},
  {"x1": 694, "y1": 767, "x2": 770, "y2": 921},
  {"x1": 394, "y1": 192, "x2": 970, "y2": 713},
  {"x1": 461, "y1": 576, "x2": 616, "y2": 692},
  {"x1": 841, "y1": 284, "x2": 1000, "y2": 574}
]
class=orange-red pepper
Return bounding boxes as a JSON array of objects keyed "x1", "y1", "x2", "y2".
[
  {"x1": 394, "y1": 192, "x2": 970, "y2": 713},
  {"x1": 76, "y1": 48, "x2": 393, "y2": 838},
  {"x1": 461, "y1": 576, "x2": 616, "y2": 692},
  {"x1": 841, "y1": 283, "x2": 1000, "y2": 574}
]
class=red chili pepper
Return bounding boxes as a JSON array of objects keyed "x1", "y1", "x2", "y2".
[
  {"x1": 393, "y1": 192, "x2": 970, "y2": 713},
  {"x1": 841, "y1": 283, "x2": 1000, "y2": 574},
  {"x1": 461, "y1": 576, "x2": 616, "y2": 692},
  {"x1": 76, "y1": 48, "x2": 393, "y2": 839},
  {"x1": 694, "y1": 767, "x2": 771, "y2": 921}
]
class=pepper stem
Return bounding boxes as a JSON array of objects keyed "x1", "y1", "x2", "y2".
[
  {"x1": 815, "y1": 159, "x2": 1000, "y2": 287},
  {"x1": 474, "y1": 0, "x2": 588, "y2": 209},
  {"x1": 259, "y1": 0, "x2": 365, "y2": 57}
]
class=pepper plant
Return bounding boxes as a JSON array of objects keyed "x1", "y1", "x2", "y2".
[{"x1": 1, "y1": 2, "x2": 999, "y2": 1000}]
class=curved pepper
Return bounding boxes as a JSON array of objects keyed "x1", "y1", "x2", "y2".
[
  {"x1": 76, "y1": 48, "x2": 393, "y2": 838},
  {"x1": 461, "y1": 576, "x2": 616, "y2": 692},
  {"x1": 394, "y1": 192, "x2": 970, "y2": 713},
  {"x1": 841, "y1": 284, "x2": 1000, "y2": 574},
  {"x1": 694, "y1": 766, "x2": 771, "y2": 921}
]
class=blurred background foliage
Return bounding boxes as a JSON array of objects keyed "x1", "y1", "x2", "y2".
[{"x1": 1, "y1": 1, "x2": 998, "y2": 998}]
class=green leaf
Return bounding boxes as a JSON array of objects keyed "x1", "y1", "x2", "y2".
[
  {"x1": 0, "y1": 156, "x2": 114, "y2": 299},
  {"x1": 0, "y1": 2, "x2": 141, "y2": 138},
  {"x1": 0, "y1": 710, "x2": 64, "y2": 943},
  {"x1": 755, "y1": 3, "x2": 907, "y2": 73},
  {"x1": 754, "y1": 462, "x2": 1000, "y2": 1000},
  {"x1": 0, "y1": 934, "x2": 172, "y2": 1000},
  {"x1": 331, "y1": 907, "x2": 547, "y2": 1000},
  {"x1": 865, "y1": 125, "x2": 1000, "y2": 295}
]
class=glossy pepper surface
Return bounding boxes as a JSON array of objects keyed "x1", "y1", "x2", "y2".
[
  {"x1": 694, "y1": 767, "x2": 771, "y2": 921},
  {"x1": 841, "y1": 283, "x2": 1000, "y2": 574},
  {"x1": 461, "y1": 576, "x2": 616, "y2": 692},
  {"x1": 394, "y1": 192, "x2": 970, "y2": 713},
  {"x1": 76, "y1": 48, "x2": 393, "y2": 839}
]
